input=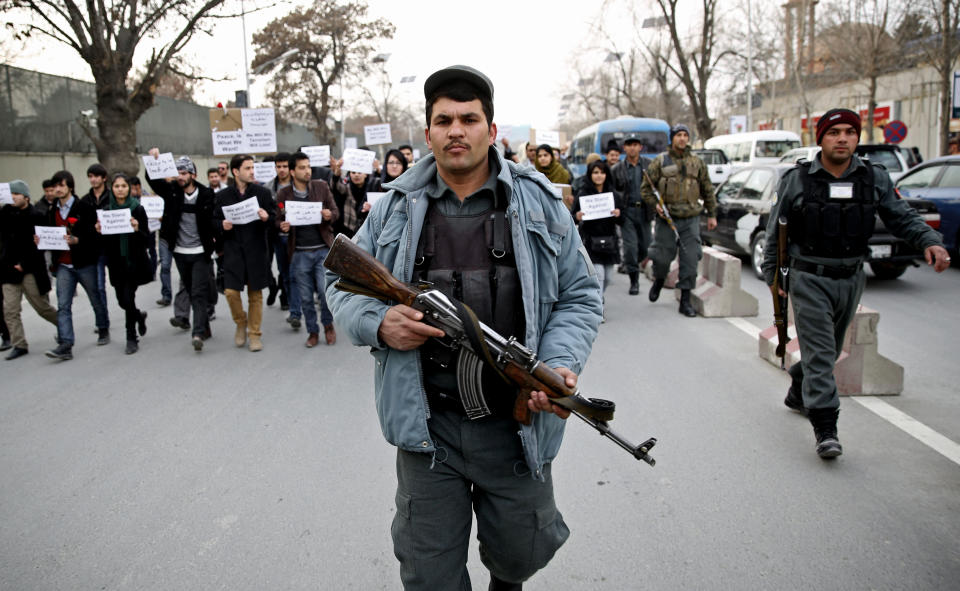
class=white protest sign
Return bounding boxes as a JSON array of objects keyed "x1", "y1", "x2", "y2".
[
  {"x1": 342, "y1": 148, "x2": 377, "y2": 174},
  {"x1": 221, "y1": 196, "x2": 261, "y2": 225},
  {"x1": 535, "y1": 129, "x2": 561, "y2": 148},
  {"x1": 253, "y1": 162, "x2": 277, "y2": 184},
  {"x1": 148, "y1": 219, "x2": 162, "y2": 232},
  {"x1": 36, "y1": 226, "x2": 69, "y2": 250},
  {"x1": 283, "y1": 200, "x2": 325, "y2": 226},
  {"x1": 497, "y1": 125, "x2": 513, "y2": 142},
  {"x1": 142, "y1": 153, "x2": 179, "y2": 179},
  {"x1": 413, "y1": 149, "x2": 421, "y2": 160},
  {"x1": 97, "y1": 209, "x2": 134, "y2": 234},
  {"x1": 364, "y1": 123, "x2": 392, "y2": 145},
  {"x1": 365, "y1": 191, "x2": 388, "y2": 208},
  {"x1": 212, "y1": 130, "x2": 244, "y2": 155},
  {"x1": 140, "y1": 196, "x2": 164, "y2": 219},
  {"x1": 302, "y1": 145, "x2": 331, "y2": 167},
  {"x1": 0, "y1": 183, "x2": 11, "y2": 205},
  {"x1": 344, "y1": 137, "x2": 358, "y2": 150},
  {"x1": 579, "y1": 192, "x2": 616, "y2": 221},
  {"x1": 241, "y1": 108, "x2": 278, "y2": 153}
]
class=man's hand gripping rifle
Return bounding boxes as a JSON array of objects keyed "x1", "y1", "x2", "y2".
[{"x1": 324, "y1": 234, "x2": 657, "y2": 466}]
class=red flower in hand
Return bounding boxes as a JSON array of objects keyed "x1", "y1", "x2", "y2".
[
  {"x1": 67, "y1": 217, "x2": 78, "y2": 225},
  {"x1": 277, "y1": 202, "x2": 284, "y2": 209}
]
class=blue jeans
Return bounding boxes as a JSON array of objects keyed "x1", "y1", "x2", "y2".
[
  {"x1": 158, "y1": 239, "x2": 173, "y2": 301},
  {"x1": 56, "y1": 264, "x2": 109, "y2": 346},
  {"x1": 291, "y1": 247, "x2": 331, "y2": 334},
  {"x1": 275, "y1": 235, "x2": 300, "y2": 317},
  {"x1": 96, "y1": 255, "x2": 110, "y2": 328}
]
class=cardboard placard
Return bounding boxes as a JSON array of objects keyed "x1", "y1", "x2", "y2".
[
  {"x1": 365, "y1": 191, "x2": 388, "y2": 208},
  {"x1": 253, "y1": 162, "x2": 277, "y2": 183},
  {"x1": 0, "y1": 183, "x2": 12, "y2": 205},
  {"x1": 36, "y1": 226, "x2": 69, "y2": 250},
  {"x1": 529, "y1": 128, "x2": 567, "y2": 149},
  {"x1": 142, "y1": 153, "x2": 179, "y2": 179},
  {"x1": 221, "y1": 196, "x2": 261, "y2": 225},
  {"x1": 97, "y1": 209, "x2": 134, "y2": 235},
  {"x1": 364, "y1": 123, "x2": 392, "y2": 145},
  {"x1": 140, "y1": 196, "x2": 164, "y2": 219},
  {"x1": 302, "y1": 145, "x2": 331, "y2": 167},
  {"x1": 283, "y1": 200, "x2": 325, "y2": 226},
  {"x1": 342, "y1": 149, "x2": 377, "y2": 174},
  {"x1": 209, "y1": 108, "x2": 278, "y2": 155},
  {"x1": 579, "y1": 192, "x2": 616, "y2": 220}
]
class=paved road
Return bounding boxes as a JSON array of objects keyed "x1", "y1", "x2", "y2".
[{"x1": 1, "y1": 260, "x2": 957, "y2": 590}]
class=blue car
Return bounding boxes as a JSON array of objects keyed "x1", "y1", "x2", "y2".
[{"x1": 895, "y1": 155, "x2": 960, "y2": 257}]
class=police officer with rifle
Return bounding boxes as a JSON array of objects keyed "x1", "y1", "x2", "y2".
[{"x1": 762, "y1": 108, "x2": 950, "y2": 459}]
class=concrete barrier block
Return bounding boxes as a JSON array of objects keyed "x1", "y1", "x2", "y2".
[
  {"x1": 679, "y1": 247, "x2": 758, "y2": 317},
  {"x1": 758, "y1": 304, "x2": 903, "y2": 395},
  {"x1": 643, "y1": 258, "x2": 678, "y2": 288}
]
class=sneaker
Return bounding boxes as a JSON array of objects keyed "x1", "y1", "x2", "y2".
[
  {"x1": 287, "y1": 316, "x2": 301, "y2": 330},
  {"x1": 815, "y1": 431, "x2": 843, "y2": 458},
  {"x1": 138, "y1": 311, "x2": 148, "y2": 336},
  {"x1": 5, "y1": 347, "x2": 28, "y2": 360},
  {"x1": 156, "y1": 298, "x2": 171, "y2": 307},
  {"x1": 45, "y1": 343, "x2": 73, "y2": 361},
  {"x1": 97, "y1": 329, "x2": 110, "y2": 346},
  {"x1": 192, "y1": 335, "x2": 204, "y2": 351},
  {"x1": 784, "y1": 386, "x2": 807, "y2": 415},
  {"x1": 125, "y1": 340, "x2": 139, "y2": 355},
  {"x1": 170, "y1": 317, "x2": 190, "y2": 330}
]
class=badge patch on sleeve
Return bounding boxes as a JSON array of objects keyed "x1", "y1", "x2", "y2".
[{"x1": 829, "y1": 183, "x2": 854, "y2": 199}]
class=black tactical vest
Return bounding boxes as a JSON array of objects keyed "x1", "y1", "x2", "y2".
[
  {"x1": 788, "y1": 161, "x2": 876, "y2": 258},
  {"x1": 413, "y1": 200, "x2": 524, "y2": 405}
]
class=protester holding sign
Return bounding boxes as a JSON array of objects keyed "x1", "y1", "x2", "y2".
[
  {"x1": 535, "y1": 143, "x2": 571, "y2": 184},
  {"x1": 0, "y1": 180, "x2": 58, "y2": 360},
  {"x1": 215, "y1": 154, "x2": 276, "y2": 352},
  {"x1": 39, "y1": 170, "x2": 110, "y2": 361},
  {"x1": 95, "y1": 174, "x2": 152, "y2": 354},
  {"x1": 372, "y1": 148, "x2": 409, "y2": 191},
  {"x1": 329, "y1": 158, "x2": 372, "y2": 239},
  {"x1": 572, "y1": 160, "x2": 624, "y2": 302},
  {"x1": 146, "y1": 149, "x2": 218, "y2": 352},
  {"x1": 276, "y1": 152, "x2": 339, "y2": 348}
]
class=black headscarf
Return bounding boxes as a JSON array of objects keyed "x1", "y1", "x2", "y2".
[{"x1": 381, "y1": 149, "x2": 409, "y2": 184}]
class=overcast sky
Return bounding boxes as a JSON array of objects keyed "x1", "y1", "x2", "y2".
[{"x1": 7, "y1": 0, "x2": 705, "y2": 131}]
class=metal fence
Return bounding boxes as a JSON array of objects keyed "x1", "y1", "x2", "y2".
[{"x1": 0, "y1": 64, "x2": 316, "y2": 155}]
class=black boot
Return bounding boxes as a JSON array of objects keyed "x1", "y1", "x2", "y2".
[
  {"x1": 489, "y1": 574, "x2": 522, "y2": 591},
  {"x1": 628, "y1": 272, "x2": 639, "y2": 295},
  {"x1": 808, "y1": 407, "x2": 842, "y2": 459},
  {"x1": 648, "y1": 278, "x2": 664, "y2": 302},
  {"x1": 678, "y1": 289, "x2": 696, "y2": 317},
  {"x1": 784, "y1": 377, "x2": 807, "y2": 415}
]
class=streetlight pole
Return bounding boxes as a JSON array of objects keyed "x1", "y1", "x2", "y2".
[
  {"x1": 747, "y1": 0, "x2": 754, "y2": 131},
  {"x1": 240, "y1": 0, "x2": 251, "y2": 106}
]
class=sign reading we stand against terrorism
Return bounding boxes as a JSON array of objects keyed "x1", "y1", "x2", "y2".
[
  {"x1": 210, "y1": 108, "x2": 278, "y2": 155},
  {"x1": 97, "y1": 209, "x2": 134, "y2": 235}
]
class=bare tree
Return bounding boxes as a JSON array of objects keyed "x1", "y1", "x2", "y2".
[
  {"x1": 915, "y1": 0, "x2": 960, "y2": 154},
  {"x1": 251, "y1": 0, "x2": 394, "y2": 145},
  {"x1": 2, "y1": 0, "x2": 226, "y2": 174}
]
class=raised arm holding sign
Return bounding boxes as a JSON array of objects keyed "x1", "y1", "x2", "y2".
[
  {"x1": 142, "y1": 153, "x2": 179, "y2": 179},
  {"x1": 342, "y1": 148, "x2": 377, "y2": 174}
]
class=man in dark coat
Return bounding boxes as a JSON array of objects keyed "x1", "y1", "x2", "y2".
[
  {"x1": 1, "y1": 180, "x2": 58, "y2": 359},
  {"x1": 214, "y1": 154, "x2": 276, "y2": 352},
  {"x1": 146, "y1": 150, "x2": 219, "y2": 351},
  {"x1": 81, "y1": 162, "x2": 112, "y2": 333}
]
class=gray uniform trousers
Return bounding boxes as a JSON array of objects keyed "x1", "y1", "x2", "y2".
[
  {"x1": 392, "y1": 408, "x2": 569, "y2": 590},
  {"x1": 787, "y1": 267, "x2": 866, "y2": 410},
  {"x1": 649, "y1": 215, "x2": 702, "y2": 290},
  {"x1": 620, "y1": 204, "x2": 651, "y2": 274}
]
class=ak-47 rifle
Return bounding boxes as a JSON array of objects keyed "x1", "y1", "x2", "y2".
[
  {"x1": 770, "y1": 217, "x2": 790, "y2": 369},
  {"x1": 323, "y1": 234, "x2": 657, "y2": 466},
  {"x1": 642, "y1": 169, "x2": 683, "y2": 252}
]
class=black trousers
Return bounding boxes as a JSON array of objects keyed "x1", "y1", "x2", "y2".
[
  {"x1": 174, "y1": 252, "x2": 211, "y2": 338},
  {"x1": 113, "y1": 279, "x2": 141, "y2": 341}
]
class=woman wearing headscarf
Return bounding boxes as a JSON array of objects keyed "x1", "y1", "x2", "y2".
[
  {"x1": 371, "y1": 148, "x2": 409, "y2": 191},
  {"x1": 535, "y1": 143, "x2": 571, "y2": 185},
  {"x1": 95, "y1": 173, "x2": 152, "y2": 354},
  {"x1": 329, "y1": 159, "x2": 373, "y2": 239},
  {"x1": 572, "y1": 160, "x2": 624, "y2": 303}
]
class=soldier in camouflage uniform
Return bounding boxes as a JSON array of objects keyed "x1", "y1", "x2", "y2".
[
  {"x1": 640, "y1": 124, "x2": 717, "y2": 316},
  {"x1": 762, "y1": 108, "x2": 950, "y2": 459}
]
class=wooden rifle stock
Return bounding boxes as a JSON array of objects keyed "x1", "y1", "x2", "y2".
[
  {"x1": 324, "y1": 234, "x2": 419, "y2": 306},
  {"x1": 770, "y1": 217, "x2": 790, "y2": 368}
]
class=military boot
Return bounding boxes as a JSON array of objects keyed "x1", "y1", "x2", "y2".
[
  {"x1": 489, "y1": 574, "x2": 522, "y2": 591},
  {"x1": 628, "y1": 272, "x2": 640, "y2": 295},
  {"x1": 808, "y1": 407, "x2": 842, "y2": 459},
  {"x1": 678, "y1": 289, "x2": 696, "y2": 317},
  {"x1": 648, "y1": 278, "x2": 664, "y2": 302},
  {"x1": 784, "y1": 378, "x2": 807, "y2": 415}
]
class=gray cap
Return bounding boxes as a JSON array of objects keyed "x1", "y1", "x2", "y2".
[
  {"x1": 423, "y1": 65, "x2": 494, "y2": 103},
  {"x1": 8, "y1": 179, "x2": 29, "y2": 198},
  {"x1": 175, "y1": 156, "x2": 196, "y2": 175}
]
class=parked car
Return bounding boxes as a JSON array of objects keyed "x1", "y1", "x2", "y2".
[
  {"x1": 779, "y1": 146, "x2": 820, "y2": 164},
  {"x1": 899, "y1": 146, "x2": 923, "y2": 169},
  {"x1": 856, "y1": 144, "x2": 910, "y2": 182},
  {"x1": 894, "y1": 155, "x2": 960, "y2": 259},
  {"x1": 701, "y1": 164, "x2": 941, "y2": 279},
  {"x1": 693, "y1": 148, "x2": 733, "y2": 186}
]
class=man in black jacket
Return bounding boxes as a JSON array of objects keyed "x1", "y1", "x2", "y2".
[
  {"x1": 1, "y1": 180, "x2": 58, "y2": 359},
  {"x1": 146, "y1": 149, "x2": 218, "y2": 351},
  {"x1": 610, "y1": 137, "x2": 652, "y2": 295},
  {"x1": 82, "y1": 163, "x2": 112, "y2": 332},
  {"x1": 41, "y1": 170, "x2": 110, "y2": 360}
]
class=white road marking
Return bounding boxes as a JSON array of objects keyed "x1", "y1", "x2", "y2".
[{"x1": 723, "y1": 316, "x2": 960, "y2": 466}]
